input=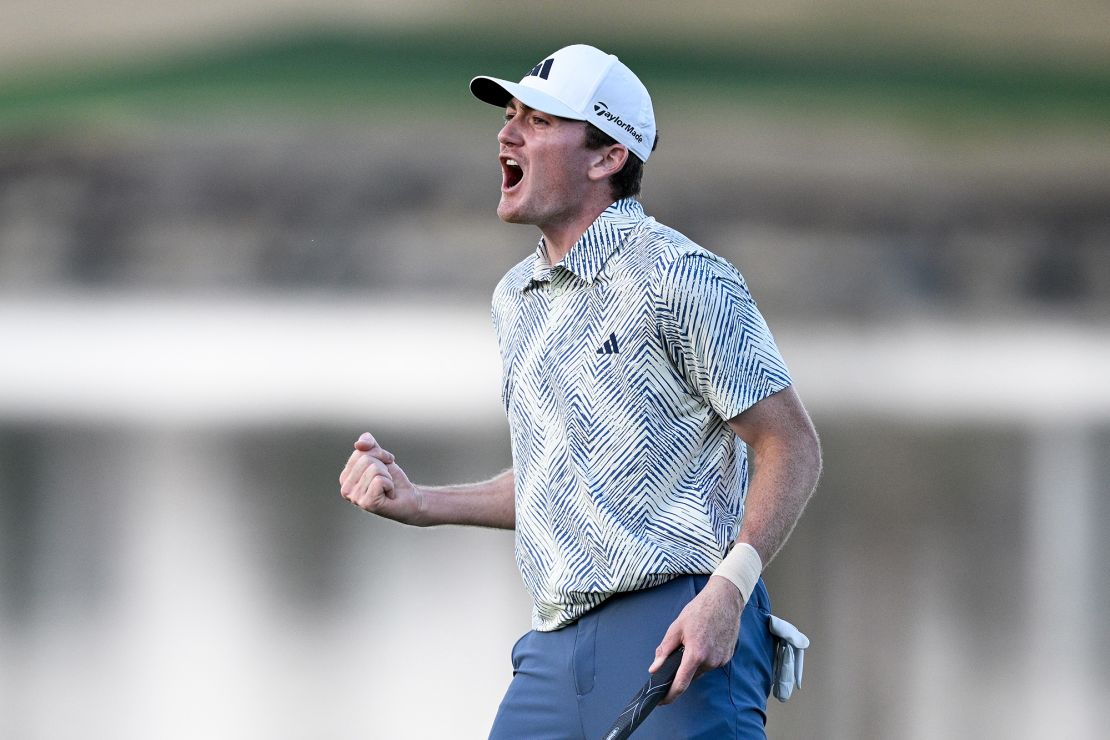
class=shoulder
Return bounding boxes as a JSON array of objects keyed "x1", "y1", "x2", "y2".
[{"x1": 628, "y1": 218, "x2": 752, "y2": 302}]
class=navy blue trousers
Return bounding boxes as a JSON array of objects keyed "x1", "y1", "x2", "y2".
[{"x1": 489, "y1": 576, "x2": 775, "y2": 739}]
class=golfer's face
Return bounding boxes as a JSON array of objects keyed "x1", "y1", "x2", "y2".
[{"x1": 496, "y1": 99, "x2": 593, "y2": 230}]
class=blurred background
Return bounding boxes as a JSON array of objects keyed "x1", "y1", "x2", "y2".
[{"x1": 1, "y1": 1, "x2": 1108, "y2": 737}]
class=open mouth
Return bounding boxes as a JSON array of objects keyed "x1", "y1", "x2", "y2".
[{"x1": 501, "y1": 157, "x2": 524, "y2": 191}]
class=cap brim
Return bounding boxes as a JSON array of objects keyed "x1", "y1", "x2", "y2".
[{"x1": 469, "y1": 76, "x2": 585, "y2": 121}]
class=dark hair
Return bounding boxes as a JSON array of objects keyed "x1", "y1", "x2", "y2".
[{"x1": 583, "y1": 123, "x2": 658, "y2": 200}]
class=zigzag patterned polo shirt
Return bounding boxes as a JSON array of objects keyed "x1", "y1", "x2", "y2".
[{"x1": 491, "y1": 198, "x2": 792, "y2": 631}]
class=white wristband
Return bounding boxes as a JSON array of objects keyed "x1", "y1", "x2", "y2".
[{"x1": 712, "y1": 543, "x2": 763, "y2": 603}]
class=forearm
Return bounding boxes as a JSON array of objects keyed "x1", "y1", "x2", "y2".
[
  {"x1": 725, "y1": 386, "x2": 822, "y2": 568},
  {"x1": 414, "y1": 468, "x2": 516, "y2": 529},
  {"x1": 734, "y1": 426, "x2": 821, "y2": 567}
]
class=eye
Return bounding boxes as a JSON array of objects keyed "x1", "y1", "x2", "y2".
[{"x1": 531, "y1": 115, "x2": 549, "y2": 126}]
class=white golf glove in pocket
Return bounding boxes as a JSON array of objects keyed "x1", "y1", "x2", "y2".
[{"x1": 769, "y1": 615, "x2": 810, "y2": 702}]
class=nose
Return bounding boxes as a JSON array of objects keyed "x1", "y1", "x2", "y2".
[{"x1": 498, "y1": 116, "x2": 521, "y2": 147}]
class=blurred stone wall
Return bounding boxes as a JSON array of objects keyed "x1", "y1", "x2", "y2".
[{"x1": 1, "y1": 122, "x2": 1106, "y2": 321}]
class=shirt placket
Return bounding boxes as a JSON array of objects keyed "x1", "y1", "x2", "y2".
[{"x1": 539, "y1": 268, "x2": 579, "y2": 387}]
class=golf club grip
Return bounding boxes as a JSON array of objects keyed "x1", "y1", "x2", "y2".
[{"x1": 600, "y1": 647, "x2": 684, "y2": 740}]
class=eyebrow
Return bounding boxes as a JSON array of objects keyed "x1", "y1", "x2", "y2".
[{"x1": 505, "y1": 101, "x2": 570, "y2": 123}]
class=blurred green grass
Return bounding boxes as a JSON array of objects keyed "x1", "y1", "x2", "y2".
[{"x1": 0, "y1": 28, "x2": 1107, "y2": 134}]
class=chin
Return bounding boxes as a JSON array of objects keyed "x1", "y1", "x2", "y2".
[{"x1": 497, "y1": 199, "x2": 527, "y2": 225}]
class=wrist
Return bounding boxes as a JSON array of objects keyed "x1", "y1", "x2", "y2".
[
  {"x1": 711, "y1": 543, "x2": 762, "y2": 604},
  {"x1": 410, "y1": 485, "x2": 430, "y2": 527},
  {"x1": 709, "y1": 574, "x2": 746, "y2": 612}
]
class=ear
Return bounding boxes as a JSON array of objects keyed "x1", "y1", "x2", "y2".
[{"x1": 586, "y1": 144, "x2": 628, "y2": 183}]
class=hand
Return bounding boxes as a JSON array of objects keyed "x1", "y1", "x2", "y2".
[
  {"x1": 649, "y1": 575, "x2": 744, "y2": 704},
  {"x1": 339, "y1": 432, "x2": 424, "y2": 525}
]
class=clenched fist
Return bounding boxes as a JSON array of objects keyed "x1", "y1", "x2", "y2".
[{"x1": 339, "y1": 432, "x2": 425, "y2": 525}]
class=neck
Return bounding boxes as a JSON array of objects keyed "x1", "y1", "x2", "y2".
[{"x1": 540, "y1": 199, "x2": 616, "y2": 265}]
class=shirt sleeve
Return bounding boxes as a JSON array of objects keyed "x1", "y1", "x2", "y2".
[{"x1": 654, "y1": 251, "x2": 792, "y2": 420}]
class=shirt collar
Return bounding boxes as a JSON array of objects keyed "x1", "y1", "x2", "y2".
[{"x1": 523, "y1": 198, "x2": 646, "y2": 292}]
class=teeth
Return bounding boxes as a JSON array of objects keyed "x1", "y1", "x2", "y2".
[{"x1": 506, "y1": 159, "x2": 519, "y2": 167}]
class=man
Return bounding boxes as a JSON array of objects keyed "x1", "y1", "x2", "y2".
[{"x1": 339, "y1": 44, "x2": 821, "y2": 738}]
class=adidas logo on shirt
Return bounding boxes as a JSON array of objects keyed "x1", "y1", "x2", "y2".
[{"x1": 596, "y1": 333, "x2": 620, "y2": 355}]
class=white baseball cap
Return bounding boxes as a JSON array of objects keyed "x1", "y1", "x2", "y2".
[{"x1": 470, "y1": 44, "x2": 656, "y2": 162}]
